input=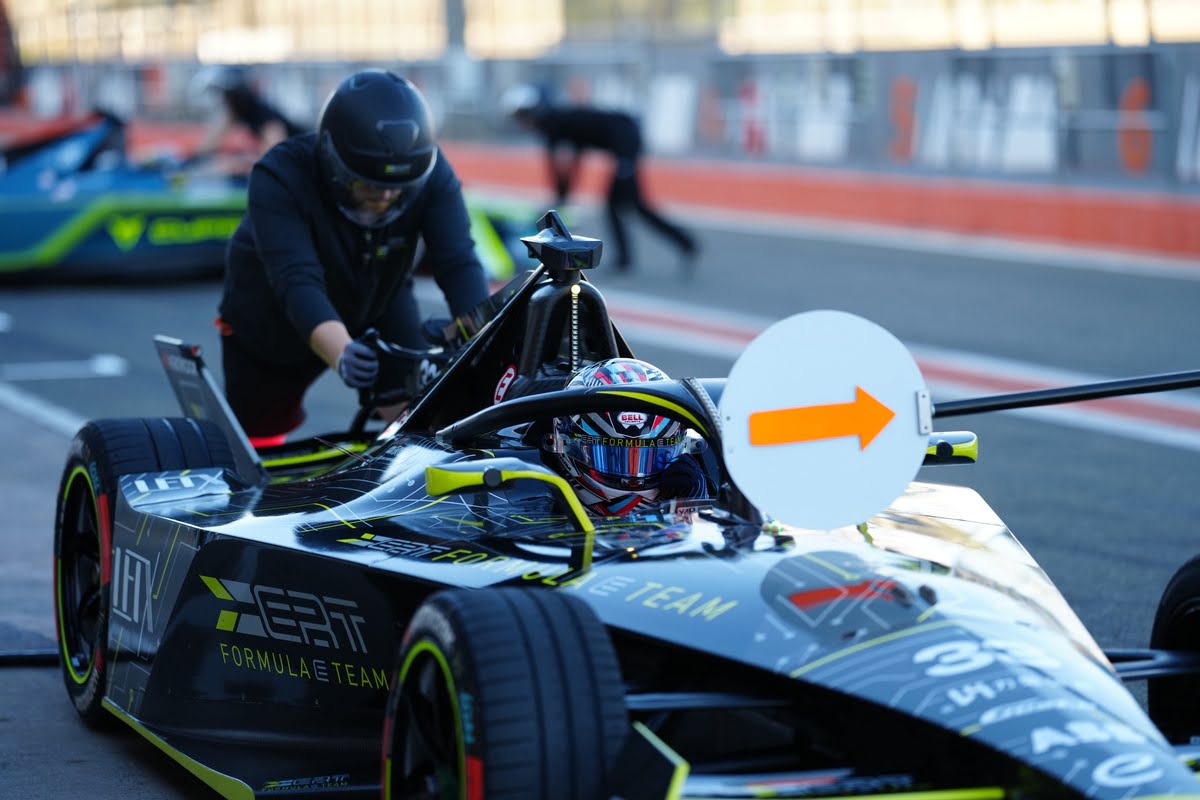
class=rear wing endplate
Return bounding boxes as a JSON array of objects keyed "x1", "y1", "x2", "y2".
[{"x1": 153, "y1": 335, "x2": 268, "y2": 487}]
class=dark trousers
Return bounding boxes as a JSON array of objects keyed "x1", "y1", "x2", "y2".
[
  {"x1": 221, "y1": 333, "x2": 326, "y2": 438},
  {"x1": 605, "y1": 158, "x2": 695, "y2": 269},
  {"x1": 220, "y1": 286, "x2": 428, "y2": 438}
]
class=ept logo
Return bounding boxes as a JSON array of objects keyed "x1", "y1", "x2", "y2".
[{"x1": 202, "y1": 575, "x2": 370, "y2": 653}]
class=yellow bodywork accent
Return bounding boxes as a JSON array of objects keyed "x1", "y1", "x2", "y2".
[
  {"x1": 154, "y1": 528, "x2": 181, "y2": 599},
  {"x1": 925, "y1": 432, "x2": 978, "y2": 462},
  {"x1": 200, "y1": 575, "x2": 234, "y2": 601},
  {"x1": 425, "y1": 467, "x2": 495, "y2": 497},
  {"x1": 215, "y1": 610, "x2": 238, "y2": 632},
  {"x1": 394, "y1": 496, "x2": 451, "y2": 515},
  {"x1": 497, "y1": 469, "x2": 594, "y2": 533},
  {"x1": 633, "y1": 721, "x2": 690, "y2": 800},
  {"x1": 467, "y1": 204, "x2": 514, "y2": 279},
  {"x1": 260, "y1": 442, "x2": 369, "y2": 469},
  {"x1": 597, "y1": 390, "x2": 708, "y2": 436},
  {"x1": 103, "y1": 699, "x2": 255, "y2": 800},
  {"x1": 802, "y1": 552, "x2": 859, "y2": 581},
  {"x1": 426, "y1": 462, "x2": 594, "y2": 568},
  {"x1": 310, "y1": 502, "x2": 356, "y2": 529},
  {"x1": 790, "y1": 619, "x2": 957, "y2": 678}
]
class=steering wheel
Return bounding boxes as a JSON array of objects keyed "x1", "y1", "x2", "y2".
[{"x1": 351, "y1": 329, "x2": 454, "y2": 434}]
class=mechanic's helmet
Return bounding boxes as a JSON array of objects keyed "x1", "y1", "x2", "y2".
[
  {"x1": 317, "y1": 70, "x2": 438, "y2": 229},
  {"x1": 188, "y1": 65, "x2": 253, "y2": 111},
  {"x1": 500, "y1": 83, "x2": 551, "y2": 121},
  {"x1": 550, "y1": 359, "x2": 688, "y2": 508},
  {"x1": 207, "y1": 65, "x2": 252, "y2": 93}
]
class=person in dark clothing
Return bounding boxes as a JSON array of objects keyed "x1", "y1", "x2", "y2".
[
  {"x1": 192, "y1": 66, "x2": 305, "y2": 164},
  {"x1": 502, "y1": 85, "x2": 698, "y2": 275},
  {"x1": 217, "y1": 69, "x2": 488, "y2": 444}
]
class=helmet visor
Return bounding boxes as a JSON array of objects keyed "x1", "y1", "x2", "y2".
[
  {"x1": 320, "y1": 132, "x2": 434, "y2": 228},
  {"x1": 561, "y1": 433, "x2": 686, "y2": 481}
]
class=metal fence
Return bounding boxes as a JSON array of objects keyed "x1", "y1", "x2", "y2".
[{"x1": 15, "y1": 41, "x2": 1200, "y2": 194}]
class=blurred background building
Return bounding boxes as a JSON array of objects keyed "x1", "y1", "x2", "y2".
[{"x1": 3, "y1": 0, "x2": 1200, "y2": 255}]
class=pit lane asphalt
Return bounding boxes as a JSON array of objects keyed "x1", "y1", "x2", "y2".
[{"x1": 2, "y1": 206, "x2": 1199, "y2": 798}]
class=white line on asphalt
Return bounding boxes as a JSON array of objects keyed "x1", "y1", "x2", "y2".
[
  {"x1": 4, "y1": 281, "x2": 1193, "y2": 450},
  {"x1": 0, "y1": 381, "x2": 86, "y2": 437},
  {"x1": 0, "y1": 354, "x2": 129, "y2": 381}
]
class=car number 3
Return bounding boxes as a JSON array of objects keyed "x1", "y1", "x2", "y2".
[{"x1": 913, "y1": 639, "x2": 1060, "y2": 677}]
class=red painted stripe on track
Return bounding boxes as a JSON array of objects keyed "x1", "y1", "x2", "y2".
[
  {"x1": 609, "y1": 301, "x2": 1200, "y2": 431},
  {"x1": 439, "y1": 141, "x2": 1200, "y2": 261},
  {"x1": 7, "y1": 112, "x2": 1198, "y2": 258},
  {"x1": 919, "y1": 361, "x2": 1200, "y2": 430},
  {"x1": 607, "y1": 305, "x2": 758, "y2": 343}
]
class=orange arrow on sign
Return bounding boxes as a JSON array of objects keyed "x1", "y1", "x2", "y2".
[{"x1": 749, "y1": 386, "x2": 895, "y2": 450}]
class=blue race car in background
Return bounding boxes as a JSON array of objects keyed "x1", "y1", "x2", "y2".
[
  {"x1": 0, "y1": 109, "x2": 543, "y2": 282},
  {"x1": 0, "y1": 109, "x2": 247, "y2": 280}
]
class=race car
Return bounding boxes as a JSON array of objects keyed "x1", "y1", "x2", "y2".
[
  {"x1": 53, "y1": 212, "x2": 1200, "y2": 799},
  {"x1": 0, "y1": 109, "x2": 541, "y2": 281},
  {"x1": 0, "y1": 109, "x2": 247, "y2": 279}
]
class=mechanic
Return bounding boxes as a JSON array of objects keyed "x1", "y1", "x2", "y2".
[
  {"x1": 191, "y1": 65, "x2": 305, "y2": 165},
  {"x1": 545, "y1": 358, "x2": 711, "y2": 516},
  {"x1": 501, "y1": 84, "x2": 699, "y2": 276},
  {"x1": 216, "y1": 69, "x2": 489, "y2": 446}
]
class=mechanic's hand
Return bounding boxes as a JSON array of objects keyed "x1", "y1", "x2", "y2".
[{"x1": 336, "y1": 339, "x2": 379, "y2": 389}]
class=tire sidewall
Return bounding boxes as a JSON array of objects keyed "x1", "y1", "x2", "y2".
[
  {"x1": 1148, "y1": 555, "x2": 1200, "y2": 742},
  {"x1": 383, "y1": 596, "x2": 480, "y2": 800},
  {"x1": 54, "y1": 427, "x2": 115, "y2": 722}
]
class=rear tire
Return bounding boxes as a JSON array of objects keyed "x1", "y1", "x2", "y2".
[
  {"x1": 54, "y1": 418, "x2": 234, "y2": 726},
  {"x1": 383, "y1": 588, "x2": 628, "y2": 800},
  {"x1": 1148, "y1": 554, "x2": 1200, "y2": 743}
]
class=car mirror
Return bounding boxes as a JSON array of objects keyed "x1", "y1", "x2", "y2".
[
  {"x1": 425, "y1": 456, "x2": 596, "y2": 569},
  {"x1": 922, "y1": 431, "x2": 978, "y2": 466}
]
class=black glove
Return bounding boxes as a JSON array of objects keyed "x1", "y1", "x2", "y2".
[{"x1": 336, "y1": 338, "x2": 379, "y2": 389}]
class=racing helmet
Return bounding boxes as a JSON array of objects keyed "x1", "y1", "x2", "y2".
[
  {"x1": 500, "y1": 83, "x2": 552, "y2": 124},
  {"x1": 317, "y1": 70, "x2": 438, "y2": 229},
  {"x1": 550, "y1": 358, "x2": 688, "y2": 513}
]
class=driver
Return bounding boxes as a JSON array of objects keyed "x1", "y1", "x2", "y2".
[
  {"x1": 216, "y1": 70, "x2": 488, "y2": 446},
  {"x1": 545, "y1": 358, "x2": 711, "y2": 516}
]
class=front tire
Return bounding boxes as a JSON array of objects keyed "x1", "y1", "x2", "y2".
[
  {"x1": 54, "y1": 417, "x2": 234, "y2": 725},
  {"x1": 383, "y1": 588, "x2": 628, "y2": 800},
  {"x1": 1148, "y1": 554, "x2": 1200, "y2": 743}
]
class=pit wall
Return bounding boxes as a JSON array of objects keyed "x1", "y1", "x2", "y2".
[{"x1": 5, "y1": 42, "x2": 1200, "y2": 259}]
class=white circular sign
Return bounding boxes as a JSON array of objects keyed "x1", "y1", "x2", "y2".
[{"x1": 720, "y1": 310, "x2": 928, "y2": 530}]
